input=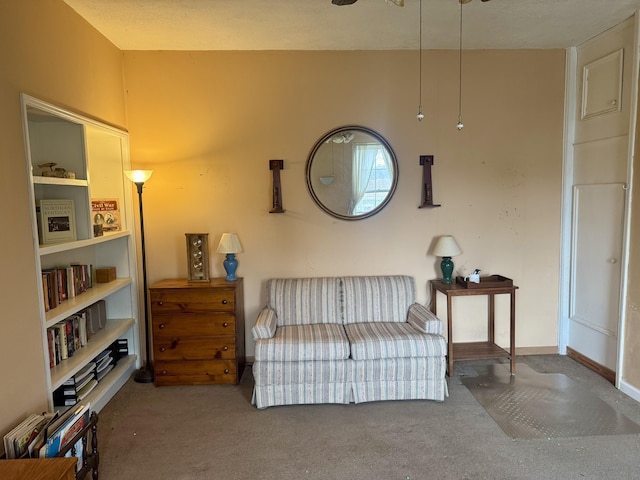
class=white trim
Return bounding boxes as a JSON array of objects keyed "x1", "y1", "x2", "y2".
[
  {"x1": 616, "y1": 10, "x2": 640, "y2": 387},
  {"x1": 570, "y1": 314, "x2": 616, "y2": 337},
  {"x1": 558, "y1": 45, "x2": 577, "y2": 355},
  {"x1": 619, "y1": 378, "x2": 640, "y2": 403}
]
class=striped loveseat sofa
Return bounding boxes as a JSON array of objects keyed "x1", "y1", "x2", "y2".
[{"x1": 251, "y1": 276, "x2": 448, "y2": 409}]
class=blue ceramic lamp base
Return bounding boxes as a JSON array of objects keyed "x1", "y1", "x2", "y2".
[{"x1": 223, "y1": 253, "x2": 239, "y2": 281}]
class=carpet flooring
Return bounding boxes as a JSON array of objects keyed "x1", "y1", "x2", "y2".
[
  {"x1": 96, "y1": 355, "x2": 640, "y2": 480},
  {"x1": 461, "y1": 363, "x2": 640, "y2": 439}
]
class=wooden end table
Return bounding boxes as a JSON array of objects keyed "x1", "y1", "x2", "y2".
[{"x1": 430, "y1": 279, "x2": 518, "y2": 377}]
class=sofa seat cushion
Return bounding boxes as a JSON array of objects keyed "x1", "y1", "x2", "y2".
[
  {"x1": 252, "y1": 359, "x2": 353, "y2": 386},
  {"x1": 344, "y1": 322, "x2": 447, "y2": 360},
  {"x1": 254, "y1": 324, "x2": 350, "y2": 362}
]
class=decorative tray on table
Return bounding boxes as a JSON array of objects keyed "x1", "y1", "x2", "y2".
[{"x1": 455, "y1": 274, "x2": 513, "y2": 289}]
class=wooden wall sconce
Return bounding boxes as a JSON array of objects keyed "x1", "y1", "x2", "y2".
[
  {"x1": 418, "y1": 155, "x2": 441, "y2": 208},
  {"x1": 269, "y1": 159, "x2": 285, "y2": 213}
]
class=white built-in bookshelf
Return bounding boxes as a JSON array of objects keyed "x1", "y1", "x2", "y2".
[{"x1": 21, "y1": 94, "x2": 140, "y2": 413}]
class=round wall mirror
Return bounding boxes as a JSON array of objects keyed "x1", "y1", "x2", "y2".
[{"x1": 305, "y1": 125, "x2": 399, "y2": 221}]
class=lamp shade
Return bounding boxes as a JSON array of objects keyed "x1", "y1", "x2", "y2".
[
  {"x1": 217, "y1": 233, "x2": 243, "y2": 254},
  {"x1": 125, "y1": 170, "x2": 153, "y2": 183},
  {"x1": 432, "y1": 235, "x2": 462, "y2": 257}
]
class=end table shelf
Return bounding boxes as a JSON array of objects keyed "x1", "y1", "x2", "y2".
[{"x1": 430, "y1": 279, "x2": 518, "y2": 377}]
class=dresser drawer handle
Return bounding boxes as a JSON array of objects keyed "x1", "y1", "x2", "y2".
[
  {"x1": 162, "y1": 370, "x2": 167, "y2": 375},
  {"x1": 159, "y1": 324, "x2": 165, "y2": 329},
  {"x1": 160, "y1": 347, "x2": 166, "y2": 352},
  {"x1": 223, "y1": 345, "x2": 229, "y2": 351},
  {"x1": 221, "y1": 299, "x2": 228, "y2": 305},
  {"x1": 170, "y1": 339, "x2": 179, "y2": 349},
  {"x1": 223, "y1": 322, "x2": 229, "y2": 328},
  {"x1": 224, "y1": 369, "x2": 229, "y2": 374},
  {"x1": 158, "y1": 301, "x2": 164, "y2": 306}
]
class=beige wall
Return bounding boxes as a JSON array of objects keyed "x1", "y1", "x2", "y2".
[
  {"x1": 122, "y1": 49, "x2": 566, "y2": 357},
  {"x1": 3, "y1": 0, "x2": 598, "y2": 446},
  {"x1": 0, "y1": 0, "x2": 127, "y2": 442}
]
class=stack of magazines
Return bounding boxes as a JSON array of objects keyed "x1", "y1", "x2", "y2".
[
  {"x1": 53, "y1": 362, "x2": 97, "y2": 407},
  {"x1": 3, "y1": 403, "x2": 91, "y2": 459},
  {"x1": 94, "y1": 348, "x2": 114, "y2": 382}
]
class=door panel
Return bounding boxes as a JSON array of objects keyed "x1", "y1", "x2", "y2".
[{"x1": 569, "y1": 183, "x2": 624, "y2": 370}]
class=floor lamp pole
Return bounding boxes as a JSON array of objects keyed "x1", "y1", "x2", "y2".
[{"x1": 133, "y1": 180, "x2": 154, "y2": 383}]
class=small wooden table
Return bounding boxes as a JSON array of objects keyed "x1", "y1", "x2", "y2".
[
  {"x1": 430, "y1": 279, "x2": 518, "y2": 377},
  {"x1": 0, "y1": 458, "x2": 77, "y2": 480}
]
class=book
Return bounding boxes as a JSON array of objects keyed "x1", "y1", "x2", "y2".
[
  {"x1": 40, "y1": 403, "x2": 91, "y2": 458},
  {"x1": 3, "y1": 413, "x2": 55, "y2": 459},
  {"x1": 91, "y1": 198, "x2": 121, "y2": 233},
  {"x1": 27, "y1": 413, "x2": 59, "y2": 458},
  {"x1": 86, "y1": 300, "x2": 106, "y2": 334},
  {"x1": 77, "y1": 379, "x2": 98, "y2": 401},
  {"x1": 3, "y1": 414, "x2": 38, "y2": 458},
  {"x1": 96, "y1": 363, "x2": 114, "y2": 382},
  {"x1": 38, "y1": 199, "x2": 77, "y2": 244}
]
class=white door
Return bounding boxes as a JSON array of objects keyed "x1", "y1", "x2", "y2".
[{"x1": 563, "y1": 17, "x2": 637, "y2": 379}]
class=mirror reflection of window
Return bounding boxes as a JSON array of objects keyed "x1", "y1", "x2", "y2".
[
  {"x1": 350, "y1": 144, "x2": 393, "y2": 215},
  {"x1": 306, "y1": 125, "x2": 398, "y2": 220}
]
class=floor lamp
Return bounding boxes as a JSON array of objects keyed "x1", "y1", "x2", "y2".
[{"x1": 125, "y1": 170, "x2": 154, "y2": 383}]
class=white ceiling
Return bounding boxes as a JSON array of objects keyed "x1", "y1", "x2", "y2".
[{"x1": 62, "y1": 0, "x2": 640, "y2": 51}]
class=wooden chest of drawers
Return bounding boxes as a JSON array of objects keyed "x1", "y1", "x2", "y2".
[{"x1": 149, "y1": 278, "x2": 245, "y2": 386}]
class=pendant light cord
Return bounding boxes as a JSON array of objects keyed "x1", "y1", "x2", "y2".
[
  {"x1": 457, "y1": 0, "x2": 464, "y2": 128},
  {"x1": 417, "y1": 0, "x2": 424, "y2": 120}
]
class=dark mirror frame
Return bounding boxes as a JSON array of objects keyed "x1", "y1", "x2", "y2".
[{"x1": 305, "y1": 125, "x2": 399, "y2": 221}]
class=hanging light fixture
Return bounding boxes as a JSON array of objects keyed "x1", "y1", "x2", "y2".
[
  {"x1": 417, "y1": 0, "x2": 424, "y2": 121},
  {"x1": 456, "y1": 0, "x2": 466, "y2": 130}
]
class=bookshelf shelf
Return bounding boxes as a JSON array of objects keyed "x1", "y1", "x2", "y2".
[
  {"x1": 21, "y1": 94, "x2": 140, "y2": 414},
  {"x1": 50, "y1": 318, "x2": 135, "y2": 389},
  {"x1": 33, "y1": 176, "x2": 89, "y2": 187},
  {"x1": 38, "y1": 230, "x2": 131, "y2": 256},
  {"x1": 44, "y1": 278, "x2": 132, "y2": 328}
]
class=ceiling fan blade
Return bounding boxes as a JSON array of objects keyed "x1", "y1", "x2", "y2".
[{"x1": 332, "y1": 0, "x2": 358, "y2": 5}]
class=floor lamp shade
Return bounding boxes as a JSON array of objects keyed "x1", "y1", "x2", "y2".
[{"x1": 432, "y1": 235, "x2": 462, "y2": 284}]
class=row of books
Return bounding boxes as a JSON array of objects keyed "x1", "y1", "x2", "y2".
[
  {"x1": 46, "y1": 300, "x2": 106, "y2": 368},
  {"x1": 3, "y1": 403, "x2": 91, "y2": 460},
  {"x1": 53, "y1": 339, "x2": 128, "y2": 407},
  {"x1": 42, "y1": 263, "x2": 94, "y2": 312}
]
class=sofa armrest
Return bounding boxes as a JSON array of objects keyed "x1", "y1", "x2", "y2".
[
  {"x1": 252, "y1": 307, "x2": 278, "y2": 341},
  {"x1": 407, "y1": 303, "x2": 443, "y2": 335}
]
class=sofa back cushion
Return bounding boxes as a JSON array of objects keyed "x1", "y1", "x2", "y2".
[
  {"x1": 342, "y1": 276, "x2": 415, "y2": 324},
  {"x1": 267, "y1": 277, "x2": 341, "y2": 325}
]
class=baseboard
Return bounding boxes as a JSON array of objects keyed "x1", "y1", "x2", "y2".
[
  {"x1": 566, "y1": 346, "x2": 616, "y2": 384},
  {"x1": 619, "y1": 379, "x2": 640, "y2": 403},
  {"x1": 515, "y1": 346, "x2": 558, "y2": 356}
]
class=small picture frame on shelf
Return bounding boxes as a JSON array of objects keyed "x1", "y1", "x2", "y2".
[
  {"x1": 186, "y1": 233, "x2": 210, "y2": 282},
  {"x1": 38, "y1": 199, "x2": 77, "y2": 244}
]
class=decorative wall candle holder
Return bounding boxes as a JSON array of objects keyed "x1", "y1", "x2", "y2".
[
  {"x1": 418, "y1": 155, "x2": 441, "y2": 209},
  {"x1": 186, "y1": 233, "x2": 210, "y2": 282},
  {"x1": 269, "y1": 159, "x2": 285, "y2": 213}
]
